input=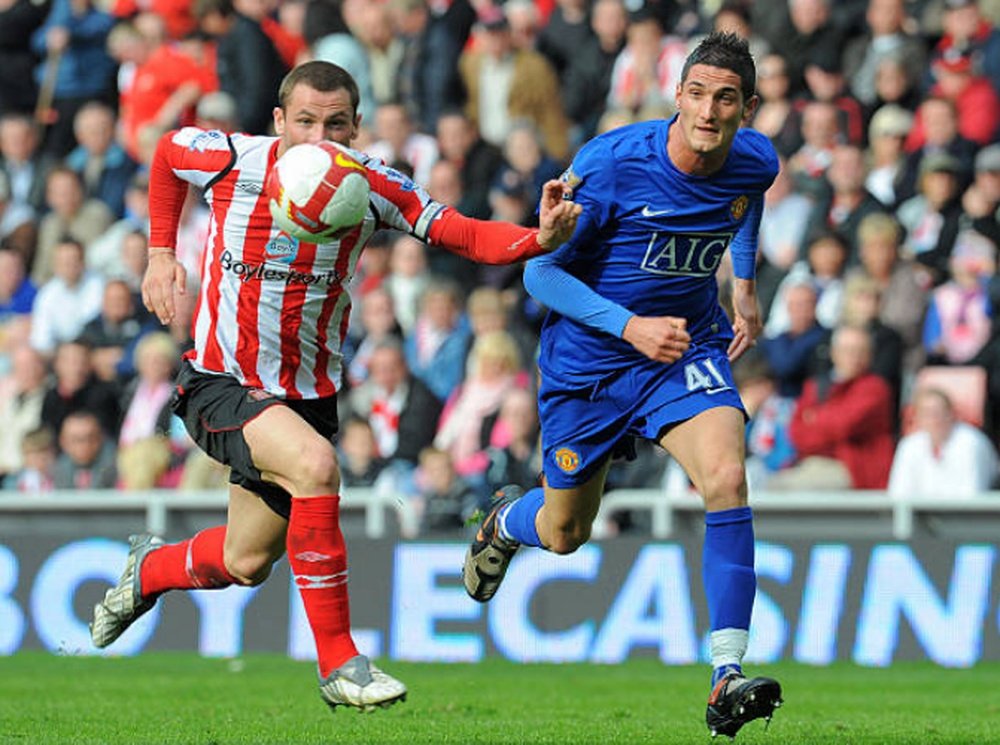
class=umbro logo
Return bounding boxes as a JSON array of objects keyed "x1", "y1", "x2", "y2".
[
  {"x1": 235, "y1": 181, "x2": 263, "y2": 194},
  {"x1": 641, "y1": 205, "x2": 674, "y2": 217}
]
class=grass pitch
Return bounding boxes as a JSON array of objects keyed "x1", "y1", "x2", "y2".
[{"x1": 1, "y1": 653, "x2": 997, "y2": 744}]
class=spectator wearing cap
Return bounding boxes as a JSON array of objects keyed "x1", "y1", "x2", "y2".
[
  {"x1": 866, "y1": 104, "x2": 913, "y2": 207},
  {"x1": 842, "y1": 0, "x2": 925, "y2": 108},
  {"x1": 962, "y1": 144, "x2": 1000, "y2": 234},
  {"x1": 908, "y1": 49, "x2": 1000, "y2": 148},
  {"x1": 896, "y1": 96, "x2": 978, "y2": 203},
  {"x1": 459, "y1": 3, "x2": 569, "y2": 160},
  {"x1": 932, "y1": 0, "x2": 1000, "y2": 98},
  {"x1": 792, "y1": 44, "x2": 865, "y2": 146},
  {"x1": 65, "y1": 102, "x2": 138, "y2": 219}
]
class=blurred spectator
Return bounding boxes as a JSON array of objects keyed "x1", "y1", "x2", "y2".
[
  {"x1": 414, "y1": 446, "x2": 481, "y2": 534},
  {"x1": 65, "y1": 102, "x2": 138, "y2": 219},
  {"x1": 351, "y1": 229, "x2": 391, "y2": 298},
  {"x1": 40, "y1": 339, "x2": 121, "y2": 438},
  {"x1": 795, "y1": 44, "x2": 865, "y2": 146},
  {"x1": 843, "y1": 0, "x2": 925, "y2": 108},
  {"x1": 606, "y1": 9, "x2": 685, "y2": 118},
  {"x1": 765, "y1": 232, "x2": 848, "y2": 337},
  {"x1": 758, "y1": 157, "x2": 812, "y2": 314},
  {"x1": 107, "y1": 18, "x2": 211, "y2": 161},
  {"x1": 734, "y1": 352, "x2": 797, "y2": 489},
  {"x1": 87, "y1": 171, "x2": 150, "y2": 278},
  {"x1": 897, "y1": 151, "x2": 965, "y2": 279},
  {"x1": 196, "y1": 0, "x2": 287, "y2": 136},
  {"x1": 33, "y1": 166, "x2": 114, "y2": 283},
  {"x1": 434, "y1": 329, "x2": 527, "y2": 480},
  {"x1": 195, "y1": 91, "x2": 240, "y2": 133},
  {"x1": 760, "y1": 282, "x2": 831, "y2": 398},
  {"x1": 29, "y1": 239, "x2": 104, "y2": 355},
  {"x1": 349, "y1": 339, "x2": 441, "y2": 465},
  {"x1": 840, "y1": 273, "x2": 904, "y2": 396},
  {"x1": 459, "y1": 4, "x2": 569, "y2": 160},
  {"x1": 488, "y1": 165, "x2": 533, "y2": 230},
  {"x1": 2, "y1": 426, "x2": 56, "y2": 493},
  {"x1": 500, "y1": 122, "x2": 563, "y2": 212},
  {"x1": 908, "y1": 49, "x2": 1000, "y2": 149},
  {"x1": 849, "y1": 211, "x2": 928, "y2": 361},
  {"x1": 383, "y1": 235, "x2": 430, "y2": 334},
  {"x1": 344, "y1": 286, "x2": 401, "y2": 388},
  {"x1": 0, "y1": 248, "x2": 37, "y2": 332},
  {"x1": 337, "y1": 415, "x2": 385, "y2": 488},
  {"x1": 483, "y1": 386, "x2": 539, "y2": 494},
  {"x1": 865, "y1": 104, "x2": 913, "y2": 207},
  {"x1": 537, "y1": 0, "x2": 591, "y2": 80},
  {"x1": 30, "y1": 0, "x2": 117, "y2": 158},
  {"x1": 0, "y1": 346, "x2": 48, "y2": 477},
  {"x1": 897, "y1": 97, "x2": 978, "y2": 202},
  {"x1": 888, "y1": 386, "x2": 998, "y2": 497},
  {"x1": 435, "y1": 109, "x2": 505, "y2": 220},
  {"x1": 465, "y1": 286, "x2": 537, "y2": 366},
  {"x1": 963, "y1": 144, "x2": 1000, "y2": 240},
  {"x1": 504, "y1": 0, "x2": 541, "y2": 53},
  {"x1": 0, "y1": 170, "x2": 34, "y2": 249},
  {"x1": 116, "y1": 331, "x2": 177, "y2": 489},
  {"x1": 0, "y1": 112, "x2": 51, "y2": 215},
  {"x1": 78, "y1": 278, "x2": 148, "y2": 381},
  {"x1": 923, "y1": 230, "x2": 996, "y2": 364},
  {"x1": 804, "y1": 144, "x2": 884, "y2": 258},
  {"x1": 0, "y1": 0, "x2": 49, "y2": 116},
  {"x1": 354, "y1": 2, "x2": 403, "y2": 107},
  {"x1": 110, "y1": 0, "x2": 196, "y2": 40},
  {"x1": 870, "y1": 54, "x2": 922, "y2": 115},
  {"x1": 561, "y1": 0, "x2": 627, "y2": 140},
  {"x1": 53, "y1": 409, "x2": 117, "y2": 488},
  {"x1": 263, "y1": 0, "x2": 306, "y2": 69},
  {"x1": 367, "y1": 103, "x2": 439, "y2": 187},
  {"x1": 426, "y1": 159, "x2": 463, "y2": 210},
  {"x1": 751, "y1": 53, "x2": 800, "y2": 157},
  {"x1": 405, "y1": 280, "x2": 471, "y2": 403},
  {"x1": 309, "y1": 0, "x2": 375, "y2": 125},
  {"x1": 787, "y1": 100, "x2": 840, "y2": 197},
  {"x1": 769, "y1": 0, "x2": 843, "y2": 95},
  {"x1": 389, "y1": 0, "x2": 475, "y2": 134},
  {"x1": 931, "y1": 0, "x2": 1000, "y2": 97},
  {"x1": 776, "y1": 324, "x2": 895, "y2": 489}
]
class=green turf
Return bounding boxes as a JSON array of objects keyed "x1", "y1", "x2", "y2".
[{"x1": 0, "y1": 653, "x2": 997, "y2": 744}]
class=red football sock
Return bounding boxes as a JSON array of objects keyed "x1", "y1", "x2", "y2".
[
  {"x1": 287, "y1": 495, "x2": 359, "y2": 678},
  {"x1": 139, "y1": 525, "x2": 238, "y2": 597}
]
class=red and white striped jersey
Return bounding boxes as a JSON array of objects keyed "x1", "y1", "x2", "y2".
[{"x1": 150, "y1": 127, "x2": 450, "y2": 399}]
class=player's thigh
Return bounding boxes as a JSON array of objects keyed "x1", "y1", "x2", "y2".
[
  {"x1": 243, "y1": 404, "x2": 340, "y2": 495},
  {"x1": 224, "y1": 483, "x2": 289, "y2": 583},
  {"x1": 658, "y1": 405, "x2": 748, "y2": 510}
]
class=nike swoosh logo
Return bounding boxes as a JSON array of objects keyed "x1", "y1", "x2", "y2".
[
  {"x1": 641, "y1": 205, "x2": 673, "y2": 217},
  {"x1": 335, "y1": 152, "x2": 367, "y2": 172},
  {"x1": 705, "y1": 386, "x2": 734, "y2": 395}
]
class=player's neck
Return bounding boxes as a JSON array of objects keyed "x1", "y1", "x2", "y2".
[{"x1": 666, "y1": 120, "x2": 727, "y2": 176}]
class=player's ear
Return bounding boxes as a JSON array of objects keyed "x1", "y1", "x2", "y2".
[
  {"x1": 350, "y1": 113, "x2": 361, "y2": 143},
  {"x1": 273, "y1": 106, "x2": 286, "y2": 136},
  {"x1": 742, "y1": 94, "x2": 760, "y2": 124}
]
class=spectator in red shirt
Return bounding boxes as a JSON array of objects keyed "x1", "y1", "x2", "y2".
[{"x1": 907, "y1": 50, "x2": 1000, "y2": 149}]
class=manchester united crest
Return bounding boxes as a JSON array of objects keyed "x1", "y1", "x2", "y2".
[
  {"x1": 730, "y1": 195, "x2": 749, "y2": 221},
  {"x1": 554, "y1": 447, "x2": 581, "y2": 474}
]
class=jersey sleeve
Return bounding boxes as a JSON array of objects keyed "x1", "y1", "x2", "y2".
[
  {"x1": 729, "y1": 193, "x2": 763, "y2": 280},
  {"x1": 148, "y1": 127, "x2": 236, "y2": 248},
  {"x1": 546, "y1": 136, "x2": 617, "y2": 264}
]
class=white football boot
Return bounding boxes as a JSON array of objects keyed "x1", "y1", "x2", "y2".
[
  {"x1": 90, "y1": 534, "x2": 164, "y2": 648},
  {"x1": 319, "y1": 655, "x2": 407, "y2": 712}
]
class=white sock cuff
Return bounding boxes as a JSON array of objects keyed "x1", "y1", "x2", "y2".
[{"x1": 710, "y1": 628, "x2": 749, "y2": 670}]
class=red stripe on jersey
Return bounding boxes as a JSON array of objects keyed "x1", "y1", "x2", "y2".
[
  {"x1": 312, "y1": 227, "x2": 362, "y2": 397},
  {"x1": 366, "y1": 166, "x2": 425, "y2": 225},
  {"x1": 233, "y1": 143, "x2": 280, "y2": 387},
  {"x1": 277, "y1": 239, "x2": 318, "y2": 398},
  {"x1": 198, "y1": 172, "x2": 238, "y2": 372}
]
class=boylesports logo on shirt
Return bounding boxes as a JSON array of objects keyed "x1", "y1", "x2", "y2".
[
  {"x1": 220, "y1": 250, "x2": 341, "y2": 286},
  {"x1": 554, "y1": 447, "x2": 581, "y2": 474},
  {"x1": 640, "y1": 231, "x2": 735, "y2": 278}
]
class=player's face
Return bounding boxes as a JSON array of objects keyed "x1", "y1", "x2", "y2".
[
  {"x1": 274, "y1": 84, "x2": 360, "y2": 154},
  {"x1": 674, "y1": 64, "x2": 756, "y2": 161}
]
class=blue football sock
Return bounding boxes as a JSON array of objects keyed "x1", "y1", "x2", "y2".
[
  {"x1": 703, "y1": 507, "x2": 756, "y2": 684},
  {"x1": 499, "y1": 487, "x2": 545, "y2": 547}
]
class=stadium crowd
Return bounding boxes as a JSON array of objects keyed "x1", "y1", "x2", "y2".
[{"x1": 1, "y1": 0, "x2": 1000, "y2": 533}]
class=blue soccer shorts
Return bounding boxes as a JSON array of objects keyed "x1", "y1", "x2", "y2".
[{"x1": 538, "y1": 339, "x2": 745, "y2": 488}]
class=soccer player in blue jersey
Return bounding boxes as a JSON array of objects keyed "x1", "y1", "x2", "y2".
[{"x1": 463, "y1": 32, "x2": 783, "y2": 738}]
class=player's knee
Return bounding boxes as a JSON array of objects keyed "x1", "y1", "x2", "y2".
[
  {"x1": 224, "y1": 552, "x2": 274, "y2": 586},
  {"x1": 545, "y1": 525, "x2": 591, "y2": 555},
  {"x1": 702, "y1": 460, "x2": 747, "y2": 509},
  {"x1": 290, "y1": 439, "x2": 340, "y2": 495}
]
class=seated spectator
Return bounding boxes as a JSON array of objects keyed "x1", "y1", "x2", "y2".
[
  {"x1": 0, "y1": 170, "x2": 34, "y2": 253},
  {"x1": 434, "y1": 329, "x2": 528, "y2": 481},
  {"x1": 962, "y1": 144, "x2": 1000, "y2": 244},
  {"x1": 787, "y1": 101, "x2": 840, "y2": 198},
  {"x1": 605, "y1": 9, "x2": 685, "y2": 118},
  {"x1": 116, "y1": 332, "x2": 178, "y2": 489},
  {"x1": 865, "y1": 105, "x2": 913, "y2": 209},
  {"x1": 29, "y1": 239, "x2": 105, "y2": 356},
  {"x1": 366, "y1": 102, "x2": 439, "y2": 188},
  {"x1": 842, "y1": 0, "x2": 924, "y2": 109},
  {"x1": 32, "y1": 167, "x2": 114, "y2": 284},
  {"x1": 349, "y1": 339, "x2": 442, "y2": 466},
  {"x1": 344, "y1": 287, "x2": 401, "y2": 389},
  {"x1": 64, "y1": 102, "x2": 137, "y2": 218},
  {"x1": 896, "y1": 96, "x2": 977, "y2": 205},
  {"x1": 775, "y1": 324, "x2": 896, "y2": 490},
  {"x1": 53, "y1": 409, "x2": 117, "y2": 489},
  {"x1": 793, "y1": 44, "x2": 865, "y2": 146},
  {"x1": 483, "y1": 387, "x2": 540, "y2": 494},
  {"x1": 758, "y1": 157, "x2": 812, "y2": 315},
  {"x1": 734, "y1": 352, "x2": 796, "y2": 489},
  {"x1": 897, "y1": 151, "x2": 966, "y2": 279},
  {"x1": 908, "y1": 50, "x2": 1000, "y2": 149},
  {"x1": 426, "y1": 160, "x2": 464, "y2": 211},
  {"x1": 338, "y1": 416, "x2": 385, "y2": 488},
  {"x1": 383, "y1": 235, "x2": 430, "y2": 334},
  {"x1": 414, "y1": 446, "x2": 482, "y2": 535},
  {"x1": 759, "y1": 282, "x2": 831, "y2": 398},
  {"x1": 195, "y1": 91, "x2": 240, "y2": 133},
  {"x1": 765, "y1": 232, "x2": 848, "y2": 337},
  {"x1": 888, "y1": 387, "x2": 998, "y2": 497},
  {"x1": 2, "y1": 427, "x2": 56, "y2": 493},
  {"x1": 435, "y1": 109, "x2": 505, "y2": 221},
  {"x1": 0, "y1": 112, "x2": 51, "y2": 217},
  {"x1": 87, "y1": 171, "x2": 150, "y2": 278},
  {"x1": 78, "y1": 278, "x2": 148, "y2": 382},
  {"x1": 870, "y1": 54, "x2": 922, "y2": 116},
  {"x1": 405, "y1": 279, "x2": 471, "y2": 402},
  {"x1": 841, "y1": 274, "x2": 904, "y2": 398},
  {"x1": 500, "y1": 122, "x2": 563, "y2": 214},
  {"x1": 40, "y1": 340, "x2": 121, "y2": 439},
  {"x1": 0, "y1": 347, "x2": 48, "y2": 478},
  {"x1": 0, "y1": 249, "x2": 37, "y2": 342},
  {"x1": 923, "y1": 230, "x2": 996, "y2": 365},
  {"x1": 750, "y1": 53, "x2": 799, "y2": 157},
  {"x1": 465, "y1": 285, "x2": 538, "y2": 370}
]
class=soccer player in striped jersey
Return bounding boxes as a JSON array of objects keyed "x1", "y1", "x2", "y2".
[
  {"x1": 462, "y1": 33, "x2": 783, "y2": 737},
  {"x1": 90, "y1": 61, "x2": 581, "y2": 712}
]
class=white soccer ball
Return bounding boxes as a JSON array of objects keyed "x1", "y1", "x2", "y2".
[{"x1": 266, "y1": 141, "x2": 371, "y2": 242}]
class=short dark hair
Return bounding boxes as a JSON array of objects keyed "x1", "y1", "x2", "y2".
[
  {"x1": 278, "y1": 61, "x2": 360, "y2": 117},
  {"x1": 681, "y1": 32, "x2": 756, "y2": 103}
]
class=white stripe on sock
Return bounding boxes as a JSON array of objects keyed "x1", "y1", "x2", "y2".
[{"x1": 710, "y1": 628, "x2": 748, "y2": 670}]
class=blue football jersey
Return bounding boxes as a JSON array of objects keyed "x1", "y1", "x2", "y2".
[{"x1": 534, "y1": 117, "x2": 779, "y2": 385}]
